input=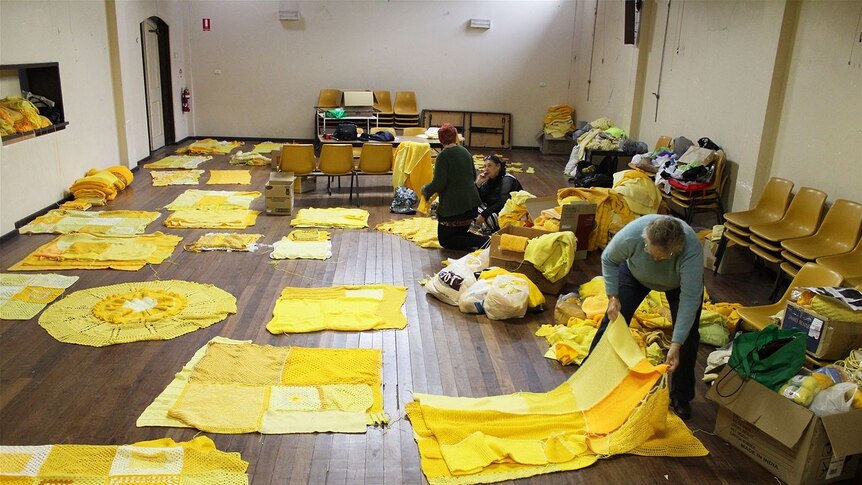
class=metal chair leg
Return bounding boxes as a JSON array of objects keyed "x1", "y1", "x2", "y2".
[
  {"x1": 713, "y1": 233, "x2": 729, "y2": 274},
  {"x1": 769, "y1": 269, "x2": 785, "y2": 303}
]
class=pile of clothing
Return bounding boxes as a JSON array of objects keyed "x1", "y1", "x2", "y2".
[
  {"x1": 629, "y1": 136, "x2": 723, "y2": 193},
  {"x1": 0, "y1": 96, "x2": 52, "y2": 135},
  {"x1": 68, "y1": 166, "x2": 134, "y2": 206},
  {"x1": 533, "y1": 187, "x2": 635, "y2": 251},
  {"x1": 569, "y1": 117, "x2": 628, "y2": 162},
  {"x1": 543, "y1": 104, "x2": 575, "y2": 138},
  {"x1": 229, "y1": 150, "x2": 271, "y2": 166}
]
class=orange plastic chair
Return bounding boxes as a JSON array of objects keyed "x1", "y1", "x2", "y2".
[
  {"x1": 279, "y1": 144, "x2": 316, "y2": 176},
  {"x1": 655, "y1": 136, "x2": 672, "y2": 150},
  {"x1": 394, "y1": 91, "x2": 419, "y2": 116},
  {"x1": 748, "y1": 187, "x2": 827, "y2": 263},
  {"x1": 373, "y1": 91, "x2": 393, "y2": 114},
  {"x1": 317, "y1": 89, "x2": 342, "y2": 108},
  {"x1": 724, "y1": 177, "x2": 794, "y2": 236},
  {"x1": 353, "y1": 143, "x2": 395, "y2": 206},
  {"x1": 401, "y1": 127, "x2": 426, "y2": 136},
  {"x1": 816, "y1": 237, "x2": 862, "y2": 284},
  {"x1": 318, "y1": 144, "x2": 355, "y2": 198}
]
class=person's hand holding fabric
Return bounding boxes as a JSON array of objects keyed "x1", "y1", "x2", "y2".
[
  {"x1": 666, "y1": 343, "x2": 681, "y2": 372},
  {"x1": 606, "y1": 295, "x2": 620, "y2": 322}
]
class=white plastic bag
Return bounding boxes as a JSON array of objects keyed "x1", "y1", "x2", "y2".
[
  {"x1": 484, "y1": 275, "x2": 530, "y2": 320},
  {"x1": 809, "y1": 382, "x2": 857, "y2": 417},
  {"x1": 459, "y1": 279, "x2": 490, "y2": 314},
  {"x1": 554, "y1": 292, "x2": 586, "y2": 325},
  {"x1": 445, "y1": 249, "x2": 490, "y2": 275},
  {"x1": 424, "y1": 262, "x2": 476, "y2": 306}
]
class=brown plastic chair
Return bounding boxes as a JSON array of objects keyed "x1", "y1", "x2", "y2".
[
  {"x1": 317, "y1": 89, "x2": 342, "y2": 108},
  {"x1": 279, "y1": 144, "x2": 316, "y2": 176},
  {"x1": 736, "y1": 263, "x2": 843, "y2": 331},
  {"x1": 724, "y1": 177, "x2": 794, "y2": 235},
  {"x1": 401, "y1": 127, "x2": 426, "y2": 136},
  {"x1": 370, "y1": 127, "x2": 396, "y2": 137},
  {"x1": 655, "y1": 136, "x2": 672, "y2": 150},
  {"x1": 318, "y1": 144, "x2": 355, "y2": 198},
  {"x1": 781, "y1": 199, "x2": 862, "y2": 262},
  {"x1": 373, "y1": 91, "x2": 393, "y2": 114},
  {"x1": 816, "y1": 237, "x2": 862, "y2": 283},
  {"x1": 664, "y1": 151, "x2": 727, "y2": 225},
  {"x1": 393, "y1": 91, "x2": 419, "y2": 116},
  {"x1": 353, "y1": 143, "x2": 395, "y2": 206},
  {"x1": 747, "y1": 187, "x2": 827, "y2": 262}
]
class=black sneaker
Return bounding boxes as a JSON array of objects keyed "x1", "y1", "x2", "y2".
[{"x1": 671, "y1": 399, "x2": 692, "y2": 421}]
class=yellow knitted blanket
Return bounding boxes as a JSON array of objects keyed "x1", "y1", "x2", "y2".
[
  {"x1": 137, "y1": 337, "x2": 387, "y2": 432},
  {"x1": 251, "y1": 141, "x2": 283, "y2": 154},
  {"x1": 37, "y1": 280, "x2": 236, "y2": 346},
  {"x1": 290, "y1": 207, "x2": 369, "y2": 228},
  {"x1": 0, "y1": 436, "x2": 248, "y2": 483},
  {"x1": 270, "y1": 232, "x2": 332, "y2": 260},
  {"x1": 376, "y1": 217, "x2": 441, "y2": 248},
  {"x1": 7, "y1": 232, "x2": 182, "y2": 271},
  {"x1": 267, "y1": 284, "x2": 407, "y2": 333},
  {"x1": 18, "y1": 209, "x2": 161, "y2": 235},
  {"x1": 207, "y1": 169, "x2": 252, "y2": 185},
  {"x1": 406, "y1": 318, "x2": 707, "y2": 484},
  {"x1": 144, "y1": 155, "x2": 212, "y2": 169},
  {"x1": 176, "y1": 138, "x2": 243, "y2": 155},
  {"x1": 165, "y1": 209, "x2": 260, "y2": 229},
  {"x1": 151, "y1": 169, "x2": 204, "y2": 186},
  {"x1": 164, "y1": 189, "x2": 261, "y2": 211},
  {"x1": 0, "y1": 273, "x2": 79, "y2": 320},
  {"x1": 185, "y1": 233, "x2": 263, "y2": 252}
]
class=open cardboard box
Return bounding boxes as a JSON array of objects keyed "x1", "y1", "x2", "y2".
[
  {"x1": 489, "y1": 225, "x2": 569, "y2": 295},
  {"x1": 524, "y1": 196, "x2": 596, "y2": 259},
  {"x1": 782, "y1": 301, "x2": 862, "y2": 360},
  {"x1": 707, "y1": 366, "x2": 862, "y2": 485}
]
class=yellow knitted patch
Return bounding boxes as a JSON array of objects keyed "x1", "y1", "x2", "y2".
[
  {"x1": 92, "y1": 288, "x2": 187, "y2": 324},
  {"x1": 190, "y1": 342, "x2": 289, "y2": 385}
]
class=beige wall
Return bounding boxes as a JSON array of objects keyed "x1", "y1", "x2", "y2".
[
  {"x1": 0, "y1": 0, "x2": 121, "y2": 234},
  {"x1": 185, "y1": 0, "x2": 576, "y2": 146},
  {"x1": 770, "y1": 0, "x2": 862, "y2": 204}
]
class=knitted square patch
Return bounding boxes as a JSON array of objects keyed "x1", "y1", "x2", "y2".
[{"x1": 190, "y1": 342, "x2": 289, "y2": 385}]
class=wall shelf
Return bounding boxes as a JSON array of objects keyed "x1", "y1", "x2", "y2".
[{"x1": 1, "y1": 62, "x2": 67, "y2": 145}]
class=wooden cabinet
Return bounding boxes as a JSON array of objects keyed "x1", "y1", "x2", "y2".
[{"x1": 421, "y1": 110, "x2": 512, "y2": 149}]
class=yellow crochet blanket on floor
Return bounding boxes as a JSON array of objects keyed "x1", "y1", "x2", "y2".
[
  {"x1": 0, "y1": 273, "x2": 78, "y2": 320},
  {"x1": 176, "y1": 138, "x2": 243, "y2": 155},
  {"x1": 251, "y1": 141, "x2": 283, "y2": 153},
  {"x1": 406, "y1": 317, "x2": 707, "y2": 485},
  {"x1": 290, "y1": 207, "x2": 369, "y2": 228},
  {"x1": 8, "y1": 232, "x2": 182, "y2": 271},
  {"x1": 207, "y1": 169, "x2": 252, "y2": 185},
  {"x1": 151, "y1": 169, "x2": 204, "y2": 186},
  {"x1": 18, "y1": 209, "x2": 161, "y2": 235},
  {"x1": 137, "y1": 337, "x2": 387, "y2": 433},
  {"x1": 164, "y1": 189, "x2": 261, "y2": 211},
  {"x1": 267, "y1": 284, "x2": 408, "y2": 333},
  {"x1": 0, "y1": 436, "x2": 248, "y2": 484},
  {"x1": 165, "y1": 209, "x2": 260, "y2": 229},
  {"x1": 38, "y1": 280, "x2": 236, "y2": 346},
  {"x1": 144, "y1": 155, "x2": 212, "y2": 169},
  {"x1": 185, "y1": 232, "x2": 263, "y2": 252},
  {"x1": 376, "y1": 217, "x2": 441, "y2": 248}
]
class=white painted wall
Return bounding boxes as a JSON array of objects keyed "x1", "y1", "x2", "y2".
[
  {"x1": 770, "y1": 0, "x2": 862, "y2": 204},
  {"x1": 0, "y1": 0, "x2": 121, "y2": 234},
  {"x1": 185, "y1": 0, "x2": 576, "y2": 146}
]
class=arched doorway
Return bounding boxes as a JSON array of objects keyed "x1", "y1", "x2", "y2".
[{"x1": 141, "y1": 16, "x2": 175, "y2": 150}]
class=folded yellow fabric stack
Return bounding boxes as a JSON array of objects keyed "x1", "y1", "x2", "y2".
[
  {"x1": 290, "y1": 207, "x2": 369, "y2": 229},
  {"x1": 376, "y1": 217, "x2": 441, "y2": 248},
  {"x1": 8, "y1": 232, "x2": 182, "y2": 271},
  {"x1": 177, "y1": 138, "x2": 244, "y2": 155},
  {"x1": 18, "y1": 209, "x2": 160, "y2": 235},
  {"x1": 164, "y1": 189, "x2": 261, "y2": 211},
  {"x1": 271, "y1": 231, "x2": 332, "y2": 260},
  {"x1": 0, "y1": 436, "x2": 248, "y2": 484},
  {"x1": 68, "y1": 166, "x2": 135, "y2": 206},
  {"x1": 0, "y1": 273, "x2": 79, "y2": 320},
  {"x1": 38, "y1": 280, "x2": 236, "y2": 346},
  {"x1": 612, "y1": 170, "x2": 662, "y2": 215},
  {"x1": 557, "y1": 187, "x2": 635, "y2": 251},
  {"x1": 207, "y1": 169, "x2": 252, "y2": 185},
  {"x1": 151, "y1": 169, "x2": 204, "y2": 186},
  {"x1": 185, "y1": 233, "x2": 263, "y2": 252},
  {"x1": 0, "y1": 96, "x2": 51, "y2": 135},
  {"x1": 267, "y1": 284, "x2": 407, "y2": 333},
  {"x1": 497, "y1": 190, "x2": 536, "y2": 228},
  {"x1": 251, "y1": 141, "x2": 283, "y2": 154},
  {"x1": 165, "y1": 209, "x2": 260, "y2": 229},
  {"x1": 231, "y1": 150, "x2": 272, "y2": 165},
  {"x1": 137, "y1": 337, "x2": 387, "y2": 432},
  {"x1": 144, "y1": 155, "x2": 213, "y2": 169},
  {"x1": 543, "y1": 104, "x2": 575, "y2": 138}
]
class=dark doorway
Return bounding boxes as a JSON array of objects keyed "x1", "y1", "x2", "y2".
[{"x1": 140, "y1": 16, "x2": 175, "y2": 150}]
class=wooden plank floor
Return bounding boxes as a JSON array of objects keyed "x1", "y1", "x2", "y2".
[{"x1": 0, "y1": 142, "x2": 789, "y2": 483}]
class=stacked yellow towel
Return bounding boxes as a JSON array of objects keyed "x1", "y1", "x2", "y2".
[
  {"x1": 165, "y1": 209, "x2": 259, "y2": 229},
  {"x1": 68, "y1": 166, "x2": 135, "y2": 206},
  {"x1": 543, "y1": 104, "x2": 575, "y2": 138}
]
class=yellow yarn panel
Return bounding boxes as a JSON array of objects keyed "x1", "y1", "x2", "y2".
[
  {"x1": 206, "y1": 170, "x2": 252, "y2": 185},
  {"x1": 184, "y1": 233, "x2": 262, "y2": 252},
  {"x1": 18, "y1": 209, "x2": 161, "y2": 235},
  {"x1": 151, "y1": 169, "x2": 204, "y2": 186},
  {"x1": 287, "y1": 229, "x2": 330, "y2": 241},
  {"x1": 0, "y1": 273, "x2": 79, "y2": 320},
  {"x1": 190, "y1": 342, "x2": 290, "y2": 385},
  {"x1": 144, "y1": 155, "x2": 212, "y2": 169},
  {"x1": 290, "y1": 207, "x2": 369, "y2": 228},
  {"x1": 164, "y1": 210, "x2": 259, "y2": 229},
  {"x1": 11, "y1": 286, "x2": 64, "y2": 304},
  {"x1": 92, "y1": 288, "x2": 187, "y2": 324},
  {"x1": 376, "y1": 217, "x2": 441, "y2": 248},
  {"x1": 176, "y1": 139, "x2": 243, "y2": 155},
  {"x1": 270, "y1": 238, "x2": 332, "y2": 260},
  {"x1": 266, "y1": 285, "x2": 407, "y2": 333},
  {"x1": 251, "y1": 141, "x2": 282, "y2": 154},
  {"x1": 164, "y1": 189, "x2": 261, "y2": 211},
  {"x1": 39, "y1": 444, "x2": 116, "y2": 475},
  {"x1": 168, "y1": 382, "x2": 270, "y2": 434}
]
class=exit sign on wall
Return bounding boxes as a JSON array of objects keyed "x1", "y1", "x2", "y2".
[{"x1": 202, "y1": 18, "x2": 210, "y2": 31}]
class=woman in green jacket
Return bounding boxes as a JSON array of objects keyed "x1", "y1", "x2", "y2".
[{"x1": 422, "y1": 124, "x2": 489, "y2": 251}]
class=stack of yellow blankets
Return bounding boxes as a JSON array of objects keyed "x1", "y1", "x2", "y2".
[
  {"x1": 376, "y1": 217, "x2": 441, "y2": 248},
  {"x1": 290, "y1": 208, "x2": 369, "y2": 229},
  {"x1": 185, "y1": 233, "x2": 263, "y2": 252},
  {"x1": 407, "y1": 317, "x2": 707, "y2": 484},
  {"x1": 68, "y1": 166, "x2": 135, "y2": 206},
  {"x1": 271, "y1": 230, "x2": 332, "y2": 260},
  {"x1": 7, "y1": 232, "x2": 182, "y2": 271},
  {"x1": 0, "y1": 437, "x2": 248, "y2": 483},
  {"x1": 144, "y1": 155, "x2": 212, "y2": 169},
  {"x1": 137, "y1": 337, "x2": 387, "y2": 433},
  {"x1": 0, "y1": 96, "x2": 51, "y2": 135},
  {"x1": 177, "y1": 138, "x2": 243, "y2": 155},
  {"x1": 163, "y1": 189, "x2": 261, "y2": 229},
  {"x1": 151, "y1": 169, "x2": 204, "y2": 186},
  {"x1": 18, "y1": 209, "x2": 160, "y2": 235},
  {"x1": 38, "y1": 280, "x2": 236, "y2": 346},
  {"x1": 543, "y1": 104, "x2": 575, "y2": 138},
  {"x1": 0, "y1": 273, "x2": 79, "y2": 320},
  {"x1": 266, "y1": 284, "x2": 408, "y2": 333}
]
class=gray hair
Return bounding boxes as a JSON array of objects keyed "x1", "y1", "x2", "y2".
[{"x1": 642, "y1": 216, "x2": 686, "y2": 254}]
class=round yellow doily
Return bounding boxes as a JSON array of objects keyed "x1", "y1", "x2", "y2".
[{"x1": 39, "y1": 280, "x2": 236, "y2": 347}]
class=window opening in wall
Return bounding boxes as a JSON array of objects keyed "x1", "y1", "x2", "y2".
[{"x1": 0, "y1": 62, "x2": 69, "y2": 145}]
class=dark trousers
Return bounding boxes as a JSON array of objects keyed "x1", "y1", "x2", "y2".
[
  {"x1": 437, "y1": 223, "x2": 489, "y2": 251},
  {"x1": 585, "y1": 262, "x2": 702, "y2": 403}
]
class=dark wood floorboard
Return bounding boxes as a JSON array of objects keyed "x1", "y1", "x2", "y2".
[{"x1": 0, "y1": 141, "x2": 815, "y2": 483}]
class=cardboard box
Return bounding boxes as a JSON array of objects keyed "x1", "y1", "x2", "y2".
[
  {"x1": 342, "y1": 90, "x2": 374, "y2": 107},
  {"x1": 707, "y1": 367, "x2": 862, "y2": 485},
  {"x1": 525, "y1": 197, "x2": 596, "y2": 260},
  {"x1": 781, "y1": 301, "x2": 862, "y2": 360},
  {"x1": 265, "y1": 172, "x2": 294, "y2": 216},
  {"x1": 703, "y1": 238, "x2": 754, "y2": 274},
  {"x1": 489, "y1": 225, "x2": 570, "y2": 295}
]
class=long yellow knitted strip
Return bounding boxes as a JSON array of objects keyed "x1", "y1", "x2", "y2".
[
  {"x1": 144, "y1": 155, "x2": 212, "y2": 169},
  {"x1": 151, "y1": 169, "x2": 204, "y2": 186},
  {"x1": 18, "y1": 209, "x2": 161, "y2": 235},
  {"x1": 266, "y1": 285, "x2": 407, "y2": 333},
  {"x1": 290, "y1": 207, "x2": 369, "y2": 228},
  {"x1": 7, "y1": 232, "x2": 181, "y2": 271}
]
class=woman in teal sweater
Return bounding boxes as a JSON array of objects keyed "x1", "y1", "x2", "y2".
[
  {"x1": 586, "y1": 214, "x2": 704, "y2": 420},
  {"x1": 422, "y1": 124, "x2": 489, "y2": 250}
]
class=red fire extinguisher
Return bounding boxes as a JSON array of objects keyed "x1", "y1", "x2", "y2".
[{"x1": 181, "y1": 88, "x2": 191, "y2": 112}]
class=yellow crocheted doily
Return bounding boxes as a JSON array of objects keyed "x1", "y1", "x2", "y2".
[{"x1": 39, "y1": 280, "x2": 236, "y2": 346}]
